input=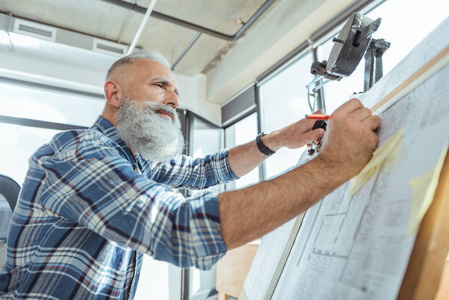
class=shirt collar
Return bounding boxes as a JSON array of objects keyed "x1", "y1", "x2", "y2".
[
  {"x1": 89, "y1": 116, "x2": 145, "y2": 166},
  {"x1": 90, "y1": 115, "x2": 128, "y2": 149}
]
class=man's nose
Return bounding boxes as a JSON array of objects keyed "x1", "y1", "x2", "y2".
[{"x1": 164, "y1": 89, "x2": 179, "y2": 109}]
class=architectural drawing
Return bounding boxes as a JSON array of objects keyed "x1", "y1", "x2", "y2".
[{"x1": 244, "y1": 17, "x2": 449, "y2": 300}]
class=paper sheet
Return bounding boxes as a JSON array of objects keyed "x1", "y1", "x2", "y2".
[
  {"x1": 242, "y1": 218, "x2": 296, "y2": 299},
  {"x1": 348, "y1": 127, "x2": 404, "y2": 196},
  {"x1": 407, "y1": 142, "x2": 448, "y2": 235}
]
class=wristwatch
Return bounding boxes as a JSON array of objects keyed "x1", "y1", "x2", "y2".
[{"x1": 256, "y1": 133, "x2": 276, "y2": 156}]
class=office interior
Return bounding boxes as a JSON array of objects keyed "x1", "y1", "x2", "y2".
[{"x1": 0, "y1": 0, "x2": 448, "y2": 299}]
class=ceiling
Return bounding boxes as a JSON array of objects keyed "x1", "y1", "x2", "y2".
[
  {"x1": 0, "y1": 0, "x2": 368, "y2": 108},
  {"x1": 0, "y1": 0, "x2": 278, "y2": 77}
]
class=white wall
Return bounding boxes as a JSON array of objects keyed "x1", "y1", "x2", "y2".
[{"x1": 175, "y1": 73, "x2": 221, "y2": 125}]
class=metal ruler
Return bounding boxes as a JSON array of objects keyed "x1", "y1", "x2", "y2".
[
  {"x1": 262, "y1": 212, "x2": 305, "y2": 300},
  {"x1": 372, "y1": 44, "x2": 449, "y2": 115}
]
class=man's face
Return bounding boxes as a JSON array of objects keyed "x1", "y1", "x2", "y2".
[
  {"x1": 121, "y1": 58, "x2": 180, "y2": 120},
  {"x1": 114, "y1": 59, "x2": 184, "y2": 162}
]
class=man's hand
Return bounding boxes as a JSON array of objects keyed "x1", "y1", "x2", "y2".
[
  {"x1": 228, "y1": 111, "x2": 326, "y2": 177},
  {"x1": 318, "y1": 98, "x2": 381, "y2": 181},
  {"x1": 262, "y1": 112, "x2": 326, "y2": 152}
]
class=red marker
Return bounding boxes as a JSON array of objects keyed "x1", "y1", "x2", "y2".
[{"x1": 305, "y1": 114, "x2": 330, "y2": 121}]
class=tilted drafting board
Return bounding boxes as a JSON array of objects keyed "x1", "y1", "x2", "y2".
[{"x1": 242, "y1": 17, "x2": 449, "y2": 300}]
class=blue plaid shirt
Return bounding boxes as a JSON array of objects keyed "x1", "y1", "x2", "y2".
[{"x1": 0, "y1": 116, "x2": 236, "y2": 299}]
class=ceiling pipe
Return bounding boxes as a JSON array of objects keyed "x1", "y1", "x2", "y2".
[
  {"x1": 100, "y1": 0, "x2": 277, "y2": 41},
  {"x1": 171, "y1": 32, "x2": 202, "y2": 70},
  {"x1": 127, "y1": 0, "x2": 158, "y2": 54}
]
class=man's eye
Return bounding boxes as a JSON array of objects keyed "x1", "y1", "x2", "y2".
[{"x1": 155, "y1": 83, "x2": 164, "y2": 88}]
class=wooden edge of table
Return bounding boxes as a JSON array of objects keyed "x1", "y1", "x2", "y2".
[{"x1": 398, "y1": 149, "x2": 449, "y2": 299}]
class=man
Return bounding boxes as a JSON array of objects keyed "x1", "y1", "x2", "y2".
[{"x1": 0, "y1": 51, "x2": 380, "y2": 299}]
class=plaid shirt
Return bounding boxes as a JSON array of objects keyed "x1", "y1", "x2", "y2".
[{"x1": 0, "y1": 116, "x2": 235, "y2": 299}]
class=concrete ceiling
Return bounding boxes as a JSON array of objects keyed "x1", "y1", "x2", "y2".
[
  {"x1": 0, "y1": 0, "x2": 274, "y2": 77},
  {"x1": 0, "y1": 0, "x2": 367, "y2": 107}
]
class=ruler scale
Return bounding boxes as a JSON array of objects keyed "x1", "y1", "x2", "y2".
[
  {"x1": 372, "y1": 44, "x2": 449, "y2": 115},
  {"x1": 262, "y1": 213, "x2": 305, "y2": 299}
]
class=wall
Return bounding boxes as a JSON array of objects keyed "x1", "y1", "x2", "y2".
[{"x1": 175, "y1": 73, "x2": 221, "y2": 125}]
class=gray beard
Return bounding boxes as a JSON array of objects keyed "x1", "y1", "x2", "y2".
[{"x1": 115, "y1": 97, "x2": 185, "y2": 162}]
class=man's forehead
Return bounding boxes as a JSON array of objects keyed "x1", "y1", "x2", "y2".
[{"x1": 134, "y1": 58, "x2": 177, "y2": 82}]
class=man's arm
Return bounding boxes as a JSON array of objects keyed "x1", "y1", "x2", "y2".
[
  {"x1": 150, "y1": 110, "x2": 324, "y2": 187},
  {"x1": 219, "y1": 99, "x2": 381, "y2": 250},
  {"x1": 227, "y1": 116, "x2": 325, "y2": 177}
]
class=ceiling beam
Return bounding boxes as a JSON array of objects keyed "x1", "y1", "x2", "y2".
[{"x1": 100, "y1": 0, "x2": 277, "y2": 41}]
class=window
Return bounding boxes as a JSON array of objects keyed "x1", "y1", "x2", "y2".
[
  {"x1": 258, "y1": 0, "x2": 449, "y2": 180},
  {"x1": 321, "y1": 0, "x2": 449, "y2": 113},
  {"x1": 366, "y1": 0, "x2": 449, "y2": 75},
  {"x1": 191, "y1": 118, "x2": 222, "y2": 158},
  {"x1": 225, "y1": 112, "x2": 259, "y2": 189},
  {"x1": 191, "y1": 116, "x2": 223, "y2": 194},
  {"x1": 0, "y1": 82, "x2": 104, "y2": 126},
  {"x1": 0, "y1": 81, "x2": 104, "y2": 184},
  {"x1": 189, "y1": 114, "x2": 223, "y2": 299},
  {"x1": 0, "y1": 124, "x2": 62, "y2": 185},
  {"x1": 259, "y1": 53, "x2": 314, "y2": 179}
]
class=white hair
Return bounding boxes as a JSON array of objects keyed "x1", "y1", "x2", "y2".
[{"x1": 105, "y1": 50, "x2": 171, "y2": 82}]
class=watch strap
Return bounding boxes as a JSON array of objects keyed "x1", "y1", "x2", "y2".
[{"x1": 256, "y1": 133, "x2": 276, "y2": 156}]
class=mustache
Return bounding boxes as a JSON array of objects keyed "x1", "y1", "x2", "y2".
[{"x1": 142, "y1": 101, "x2": 176, "y2": 115}]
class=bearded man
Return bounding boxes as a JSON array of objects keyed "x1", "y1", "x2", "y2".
[{"x1": 0, "y1": 51, "x2": 380, "y2": 299}]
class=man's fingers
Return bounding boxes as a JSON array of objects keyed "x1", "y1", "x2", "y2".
[
  {"x1": 356, "y1": 107, "x2": 372, "y2": 121},
  {"x1": 333, "y1": 98, "x2": 363, "y2": 116},
  {"x1": 302, "y1": 118, "x2": 321, "y2": 132},
  {"x1": 311, "y1": 128, "x2": 325, "y2": 142},
  {"x1": 364, "y1": 115, "x2": 381, "y2": 131},
  {"x1": 301, "y1": 128, "x2": 324, "y2": 146}
]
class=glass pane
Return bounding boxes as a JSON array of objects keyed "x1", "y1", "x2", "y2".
[
  {"x1": 224, "y1": 113, "x2": 259, "y2": 189},
  {"x1": 0, "y1": 82, "x2": 104, "y2": 127},
  {"x1": 0, "y1": 195, "x2": 12, "y2": 239},
  {"x1": 191, "y1": 118, "x2": 221, "y2": 160},
  {"x1": 366, "y1": 0, "x2": 449, "y2": 75},
  {"x1": 319, "y1": 0, "x2": 449, "y2": 112},
  {"x1": 0, "y1": 123, "x2": 62, "y2": 185},
  {"x1": 189, "y1": 116, "x2": 223, "y2": 297},
  {"x1": 260, "y1": 53, "x2": 313, "y2": 179}
]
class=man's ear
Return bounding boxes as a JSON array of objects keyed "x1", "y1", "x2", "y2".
[{"x1": 104, "y1": 81, "x2": 122, "y2": 108}]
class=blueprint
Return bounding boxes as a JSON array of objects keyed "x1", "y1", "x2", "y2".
[
  {"x1": 243, "y1": 151, "x2": 314, "y2": 299},
  {"x1": 271, "y1": 17, "x2": 449, "y2": 300},
  {"x1": 243, "y1": 218, "x2": 296, "y2": 299}
]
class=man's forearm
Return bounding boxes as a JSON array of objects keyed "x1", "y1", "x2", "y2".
[
  {"x1": 227, "y1": 133, "x2": 278, "y2": 177},
  {"x1": 218, "y1": 155, "x2": 348, "y2": 250},
  {"x1": 227, "y1": 121, "x2": 324, "y2": 177}
]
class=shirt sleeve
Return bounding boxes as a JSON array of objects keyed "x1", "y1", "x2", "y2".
[
  {"x1": 147, "y1": 151, "x2": 239, "y2": 190},
  {"x1": 37, "y1": 131, "x2": 227, "y2": 270}
]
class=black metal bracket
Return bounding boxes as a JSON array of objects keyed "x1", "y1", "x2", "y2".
[
  {"x1": 363, "y1": 38, "x2": 391, "y2": 92},
  {"x1": 307, "y1": 12, "x2": 391, "y2": 111}
]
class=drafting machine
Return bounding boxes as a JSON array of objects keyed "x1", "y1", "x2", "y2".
[{"x1": 307, "y1": 12, "x2": 391, "y2": 155}]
